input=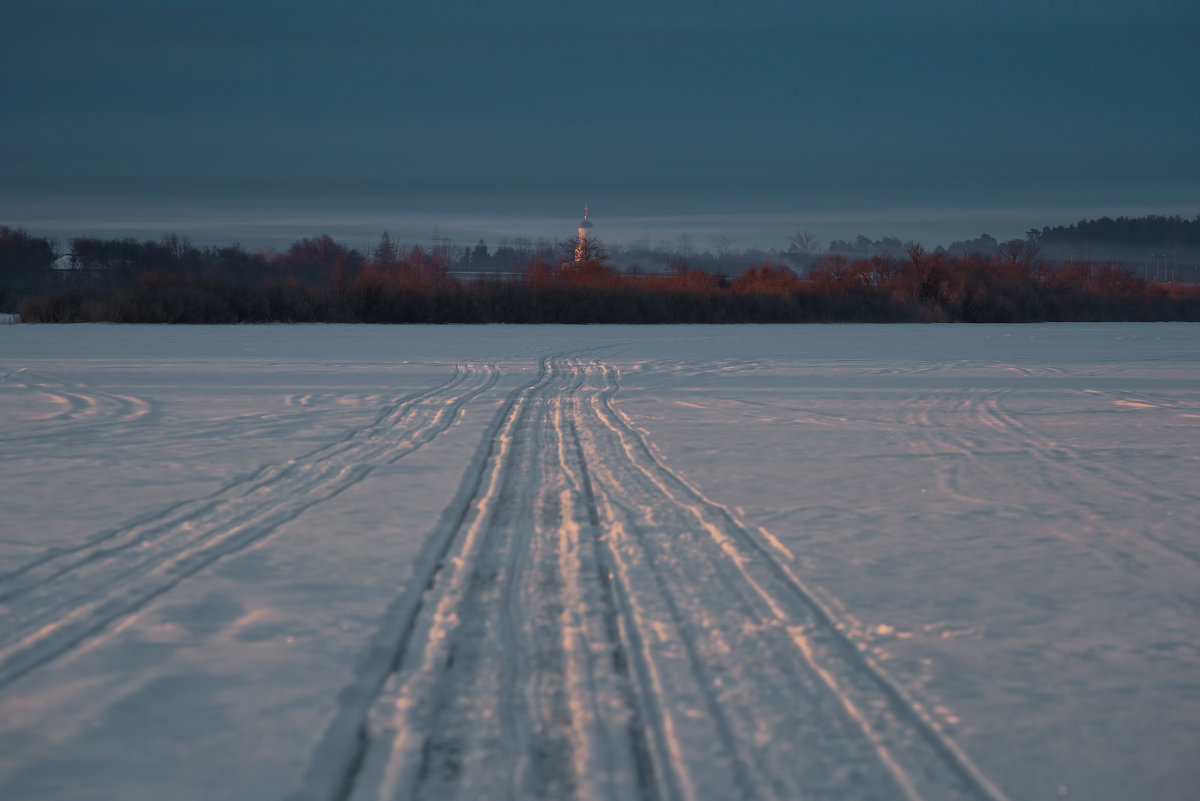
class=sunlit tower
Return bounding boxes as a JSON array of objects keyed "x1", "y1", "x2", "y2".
[{"x1": 575, "y1": 206, "x2": 594, "y2": 263}]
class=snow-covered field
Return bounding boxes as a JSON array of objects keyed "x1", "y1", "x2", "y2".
[{"x1": 1, "y1": 323, "x2": 1197, "y2": 801}]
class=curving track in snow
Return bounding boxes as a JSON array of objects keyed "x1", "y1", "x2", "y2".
[
  {"x1": 0, "y1": 362, "x2": 498, "y2": 689},
  {"x1": 895, "y1": 384, "x2": 1200, "y2": 580},
  {"x1": 301, "y1": 355, "x2": 1009, "y2": 801},
  {"x1": 0, "y1": 367, "x2": 159, "y2": 445}
]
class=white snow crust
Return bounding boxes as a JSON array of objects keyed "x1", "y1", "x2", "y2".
[{"x1": 1, "y1": 323, "x2": 1197, "y2": 801}]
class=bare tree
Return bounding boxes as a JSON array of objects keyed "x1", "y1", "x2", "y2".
[
  {"x1": 788, "y1": 230, "x2": 821, "y2": 255},
  {"x1": 998, "y1": 238, "x2": 1040, "y2": 266},
  {"x1": 711, "y1": 235, "x2": 737, "y2": 258}
]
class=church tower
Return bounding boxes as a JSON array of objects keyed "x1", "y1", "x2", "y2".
[{"x1": 575, "y1": 206, "x2": 594, "y2": 263}]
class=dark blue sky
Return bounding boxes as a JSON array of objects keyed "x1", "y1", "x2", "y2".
[{"x1": 3, "y1": 0, "x2": 1197, "y2": 249}]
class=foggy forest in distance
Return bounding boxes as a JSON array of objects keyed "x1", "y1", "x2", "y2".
[{"x1": 4, "y1": 214, "x2": 1199, "y2": 324}]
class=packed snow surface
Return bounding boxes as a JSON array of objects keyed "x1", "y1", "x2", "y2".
[{"x1": 1, "y1": 323, "x2": 1197, "y2": 801}]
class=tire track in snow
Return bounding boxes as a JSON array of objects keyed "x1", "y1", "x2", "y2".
[
  {"x1": 580, "y1": 364, "x2": 1008, "y2": 801},
  {"x1": 308, "y1": 356, "x2": 1009, "y2": 801},
  {"x1": 988, "y1": 392, "x2": 1200, "y2": 507},
  {"x1": 0, "y1": 362, "x2": 499, "y2": 690},
  {"x1": 896, "y1": 388, "x2": 1010, "y2": 507},
  {"x1": 895, "y1": 386, "x2": 1200, "y2": 582},
  {"x1": 129, "y1": 389, "x2": 399, "y2": 449},
  {"x1": 0, "y1": 368, "x2": 159, "y2": 444},
  {"x1": 981, "y1": 392, "x2": 1200, "y2": 576},
  {"x1": 903, "y1": 384, "x2": 1200, "y2": 577},
  {"x1": 298, "y1": 353, "x2": 663, "y2": 801},
  {"x1": 2, "y1": 367, "x2": 430, "y2": 452},
  {"x1": 0, "y1": 365, "x2": 478, "y2": 590}
]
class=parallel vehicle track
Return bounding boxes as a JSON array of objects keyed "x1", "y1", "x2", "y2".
[
  {"x1": 303, "y1": 355, "x2": 1009, "y2": 801},
  {"x1": 0, "y1": 362, "x2": 498, "y2": 689}
]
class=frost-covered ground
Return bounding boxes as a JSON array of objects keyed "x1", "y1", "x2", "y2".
[{"x1": 1, "y1": 323, "x2": 1197, "y2": 801}]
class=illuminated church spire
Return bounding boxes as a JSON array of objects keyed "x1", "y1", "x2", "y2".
[{"x1": 575, "y1": 205, "x2": 594, "y2": 262}]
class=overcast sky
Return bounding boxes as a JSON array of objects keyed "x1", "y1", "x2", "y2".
[{"x1": 3, "y1": 0, "x2": 1197, "y2": 249}]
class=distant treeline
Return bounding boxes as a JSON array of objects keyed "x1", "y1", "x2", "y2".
[
  {"x1": 5, "y1": 217, "x2": 1200, "y2": 323},
  {"x1": 11, "y1": 232, "x2": 1200, "y2": 324},
  {"x1": 1034, "y1": 214, "x2": 1200, "y2": 248},
  {"x1": 824, "y1": 215, "x2": 1200, "y2": 283},
  {"x1": 1031, "y1": 215, "x2": 1200, "y2": 278}
]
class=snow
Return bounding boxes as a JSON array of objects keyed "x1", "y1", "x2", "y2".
[{"x1": 1, "y1": 323, "x2": 1198, "y2": 801}]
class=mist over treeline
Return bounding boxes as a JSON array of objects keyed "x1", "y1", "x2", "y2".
[
  {"x1": 3, "y1": 214, "x2": 1199, "y2": 324},
  {"x1": 826, "y1": 214, "x2": 1200, "y2": 279}
]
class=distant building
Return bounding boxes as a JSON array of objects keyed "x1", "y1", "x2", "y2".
[
  {"x1": 575, "y1": 206, "x2": 594, "y2": 263},
  {"x1": 51, "y1": 255, "x2": 79, "y2": 272},
  {"x1": 50, "y1": 254, "x2": 85, "y2": 282}
]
